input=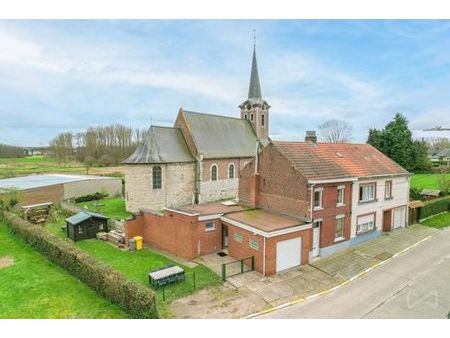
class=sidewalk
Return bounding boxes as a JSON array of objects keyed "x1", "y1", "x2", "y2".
[{"x1": 170, "y1": 224, "x2": 439, "y2": 318}]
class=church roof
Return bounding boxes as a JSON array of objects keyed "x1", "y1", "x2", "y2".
[
  {"x1": 181, "y1": 110, "x2": 258, "y2": 159},
  {"x1": 248, "y1": 48, "x2": 262, "y2": 99},
  {"x1": 124, "y1": 126, "x2": 195, "y2": 164}
]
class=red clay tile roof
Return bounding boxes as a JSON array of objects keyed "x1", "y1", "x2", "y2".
[{"x1": 272, "y1": 141, "x2": 409, "y2": 180}]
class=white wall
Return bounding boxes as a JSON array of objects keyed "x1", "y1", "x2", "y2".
[{"x1": 351, "y1": 175, "x2": 409, "y2": 238}]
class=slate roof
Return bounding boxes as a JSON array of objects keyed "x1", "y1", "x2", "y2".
[
  {"x1": 66, "y1": 211, "x2": 108, "y2": 225},
  {"x1": 272, "y1": 141, "x2": 409, "y2": 180},
  {"x1": 124, "y1": 126, "x2": 195, "y2": 164},
  {"x1": 181, "y1": 110, "x2": 258, "y2": 159},
  {"x1": 248, "y1": 47, "x2": 262, "y2": 99}
]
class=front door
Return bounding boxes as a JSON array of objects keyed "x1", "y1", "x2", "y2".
[
  {"x1": 222, "y1": 225, "x2": 228, "y2": 248},
  {"x1": 383, "y1": 209, "x2": 392, "y2": 232},
  {"x1": 312, "y1": 221, "x2": 321, "y2": 257},
  {"x1": 393, "y1": 207, "x2": 406, "y2": 229}
]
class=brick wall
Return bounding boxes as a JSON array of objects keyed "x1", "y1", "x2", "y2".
[
  {"x1": 124, "y1": 210, "x2": 222, "y2": 259},
  {"x1": 20, "y1": 184, "x2": 65, "y2": 206},
  {"x1": 239, "y1": 143, "x2": 309, "y2": 218}
]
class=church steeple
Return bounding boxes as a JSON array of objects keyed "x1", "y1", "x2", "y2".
[
  {"x1": 240, "y1": 39, "x2": 270, "y2": 141},
  {"x1": 248, "y1": 47, "x2": 262, "y2": 99}
]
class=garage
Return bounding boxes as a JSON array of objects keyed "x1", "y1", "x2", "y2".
[
  {"x1": 276, "y1": 237, "x2": 302, "y2": 272},
  {"x1": 393, "y1": 206, "x2": 406, "y2": 229}
]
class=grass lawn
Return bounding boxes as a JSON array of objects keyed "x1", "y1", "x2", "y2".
[
  {"x1": 77, "y1": 198, "x2": 132, "y2": 220},
  {"x1": 0, "y1": 222, "x2": 128, "y2": 318},
  {"x1": 420, "y1": 212, "x2": 450, "y2": 229},
  {"x1": 410, "y1": 173, "x2": 450, "y2": 191},
  {"x1": 0, "y1": 155, "x2": 124, "y2": 179},
  {"x1": 44, "y1": 217, "x2": 222, "y2": 318}
]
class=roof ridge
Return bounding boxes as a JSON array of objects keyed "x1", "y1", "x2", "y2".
[{"x1": 183, "y1": 110, "x2": 243, "y2": 121}]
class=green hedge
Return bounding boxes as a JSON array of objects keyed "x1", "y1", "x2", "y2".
[
  {"x1": 420, "y1": 196, "x2": 450, "y2": 220},
  {"x1": 2, "y1": 212, "x2": 157, "y2": 319},
  {"x1": 74, "y1": 192, "x2": 108, "y2": 203}
]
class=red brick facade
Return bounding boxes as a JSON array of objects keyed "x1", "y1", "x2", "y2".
[
  {"x1": 201, "y1": 158, "x2": 250, "y2": 182},
  {"x1": 312, "y1": 183, "x2": 353, "y2": 248},
  {"x1": 239, "y1": 143, "x2": 309, "y2": 218}
]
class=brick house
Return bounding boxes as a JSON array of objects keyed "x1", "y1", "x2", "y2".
[
  {"x1": 239, "y1": 131, "x2": 410, "y2": 259},
  {"x1": 124, "y1": 47, "x2": 270, "y2": 213}
]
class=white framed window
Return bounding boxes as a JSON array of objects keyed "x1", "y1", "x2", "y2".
[
  {"x1": 335, "y1": 215, "x2": 345, "y2": 240},
  {"x1": 357, "y1": 213, "x2": 375, "y2": 234},
  {"x1": 337, "y1": 186, "x2": 345, "y2": 206},
  {"x1": 205, "y1": 222, "x2": 216, "y2": 232},
  {"x1": 249, "y1": 239, "x2": 259, "y2": 250},
  {"x1": 359, "y1": 184, "x2": 376, "y2": 202},
  {"x1": 228, "y1": 163, "x2": 235, "y2": 179},
  {"x1": 210, "y1": 164, "x2": 218, "y2": 181},
  {"x1": 385, "y1": 181, "x2": 393, "y2": 199},
  {"x1": 250, "y1": 113, "x2": 254, "y2": 122},
  {"x1": 313, "y1": 188, "x2": 323, "y2": 210},
  {"x1": 234, "y1": 233, "x2": 243, "y2": 243},
  {"x1": 77, "y1": 226, "x2": 84, "y2": 235}
]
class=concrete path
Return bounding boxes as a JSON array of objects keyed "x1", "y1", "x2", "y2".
[{"x1": 258, "y1": 228, "x2": 450, "y2": 319}]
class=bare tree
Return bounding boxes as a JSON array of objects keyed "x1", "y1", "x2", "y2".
[{"x1": 318, "y1": 119, "x2": 353, "y2": 143}]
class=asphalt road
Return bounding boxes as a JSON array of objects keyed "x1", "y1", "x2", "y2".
[{"x1": 259, "y1": 228, "x2": 450, "y2": 319}]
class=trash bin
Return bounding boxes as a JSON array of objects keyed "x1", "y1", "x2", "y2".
[
  {"x1": 129, "y1": 238, "x2": 136, "y2": 252},
  {"x1": 134, "y1": 236, "x2": 143, "y2": 251}
]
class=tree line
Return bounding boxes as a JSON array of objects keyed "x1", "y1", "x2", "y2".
[
  {"x1": 0, "y1": 144, "x2": 25, "y2": 158},
  {"x1": 50, "y1": 124, "x2": 147, "y2": 166}
]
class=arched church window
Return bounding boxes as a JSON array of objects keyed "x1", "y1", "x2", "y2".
[
  {"x1": 211, "y1": 164, "x2": 218, "y2": 181},
  {"x1": 228, "y1": 163, "x2": 235, "y2": 179},
  {"x1": 261, "y1": 114, "x2": 265, "y2": 126},
  {"x1": 250, "y1": 113, "x2": 254, "y2": 122},
  {"x1": 153, "y1": 166, "x2": 162, "y2": 190}
]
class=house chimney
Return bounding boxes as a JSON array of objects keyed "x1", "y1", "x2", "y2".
[{"x1": 305, "y1": 130, "x2": 317, "y2": 144}]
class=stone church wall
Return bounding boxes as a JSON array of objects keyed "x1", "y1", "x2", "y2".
[{"x1": 125, "y1": 163, "x2": 196, "y2": 213}]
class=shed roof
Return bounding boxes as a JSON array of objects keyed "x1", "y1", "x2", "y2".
[
  {"x1": 66, "y1": 211, "x2": 108, "y2": 225},
  {"x1": 272, "y1": 141, "x2": 409, "y2": 180},
  {"x1": 181, "y1": 110, "x2": 258, "y2": 159},
  {"x1": 124, "y1": 126, "x2": 195, "y2": 164},
  {"x1": 420, "y1": 189, "x2": 441, "y2": 197},
  {"x1": 0, "y1": 174, "x2": 115, "y2": 191},
  {"x1": 436, "y1": 148, "x2": 450, "y2": 158}
]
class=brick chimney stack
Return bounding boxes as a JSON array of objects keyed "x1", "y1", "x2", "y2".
[{"x1": 305, "y1": 130, "x2": 317, "y2": 144}]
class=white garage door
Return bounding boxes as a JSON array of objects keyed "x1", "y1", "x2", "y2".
[
  {"x1": 393, "y1": 206, "x2": 406, "y2": 229},
  {"x1": 276, "y1": 237, "x2": 302, "y2": 273}
]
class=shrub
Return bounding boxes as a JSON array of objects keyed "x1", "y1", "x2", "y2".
[
  {"x1": 419, "y1": 196, "x2": 450, "y2": 220},
  {"x1": 75, "y1": 192, "x2": 108, "y2": 203},
  {"x1": 1, "y1": 212, "x2": 157, "y2": 318}
]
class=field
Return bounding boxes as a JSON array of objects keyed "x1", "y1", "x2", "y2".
[
  {"x1": 410, "y1": 173, "x2": 450, "y2": 191},
  {"x1": 0, "y1": 222, "x2": 128, "y2": 319},
  {"x1": 0, "y1": 156, "x2": 125, "y2": 179},
  {"x1": 77, "y1": 198, "x2": 132, "y2": 220},
  {"x1": 420, "y1": 212, "x2": 450, "y2": 229}
]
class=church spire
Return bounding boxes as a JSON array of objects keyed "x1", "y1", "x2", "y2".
[{"x1": 248, "y1": 43, "x2": 262, "y2": 99}]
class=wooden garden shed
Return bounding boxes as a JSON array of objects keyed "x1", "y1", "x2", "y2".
[{"x1": 66, "y1": 211, "x2": 109, "y2": 242}]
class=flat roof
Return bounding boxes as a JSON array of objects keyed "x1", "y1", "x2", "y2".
[
  {"x1": 0, "y1": 174, "x2": 116, "y2": 191},
  {"x1": 174, "y1": 201, "x2": 246, "y2": 216},
  {"x1": 223, "y1": 209, "x2": 305, "y2": 232}
]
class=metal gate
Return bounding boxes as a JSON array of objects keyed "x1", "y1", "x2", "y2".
[{"x1": 221, "y1": 256, "x2": 254, "y2": 281}]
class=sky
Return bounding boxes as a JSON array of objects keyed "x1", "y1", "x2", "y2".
[{"x1": 1, "y1": 19, "x2": 450, "y2": 146}]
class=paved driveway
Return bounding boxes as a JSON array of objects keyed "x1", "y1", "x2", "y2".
[{"x1": 170, "y1": 225, "x2": 439, "y2": 318}]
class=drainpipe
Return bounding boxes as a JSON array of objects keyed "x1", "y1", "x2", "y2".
[{"x1": 263, "y1": 237, "x2": 266, "y2": 277}]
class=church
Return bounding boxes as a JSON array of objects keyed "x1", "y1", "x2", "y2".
[{"x1": 124, "y1": 47, "x2": 271, "y2": 213}]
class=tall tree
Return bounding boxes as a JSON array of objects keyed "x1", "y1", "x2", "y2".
[
  {"x1": 318, "y1": 119, "x2": 353, "y2": 143},
  {"x1": 367, "y1": 113, "x2": 430, "y2": 172}
]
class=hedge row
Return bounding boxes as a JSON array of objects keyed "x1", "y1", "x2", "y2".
[
  {"x1": 420, "y1": 195, "x2": 450, "y2": 220},
  {"x1": 74, "y1": 192, "x2": 108, "y2": 203},
  {"x1": 2, "y1": 212, "x2": 157, "y2": 319}
]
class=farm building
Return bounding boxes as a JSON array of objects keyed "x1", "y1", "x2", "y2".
[
  {"x1": 66, "y1": 211, "x2": 109, "y2": 241},
  {"x1": 0, "y1": 174, "x2": 122, "y2": 206}
]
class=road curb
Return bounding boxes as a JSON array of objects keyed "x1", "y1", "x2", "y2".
[{"x1": 243, "y1": 235, "x2": 433, "y2": 319}]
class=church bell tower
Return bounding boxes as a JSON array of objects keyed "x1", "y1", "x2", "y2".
[{"x1": 239, "y1": 43, "x2": 270, "y2": 141}]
